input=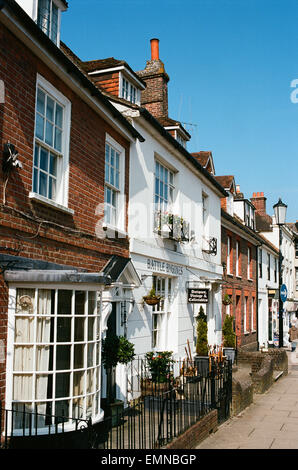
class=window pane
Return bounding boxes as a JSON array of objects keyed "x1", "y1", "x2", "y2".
[
  {"x1": 75, "y1": 291, "x2": 85, "y2": 315},
  {"x1": 58, "y1": 290, "x2": 72, "y2": 315},
  {"x1": 39, "y1": 171, "x2": 48, "y2": 197},
  {"x1": 73, "y1": 371, "x2": 85, "y2": 396},
  {"x1": 48, "y1": 177, "x2": 56, "y2": 200},
  {"x1": 88, "y1": 318, "x2": 95, "y2": 343},
  {"x1": 54, "y1": 127, "x2": 62, "y2": 152},
  {"x1": 36, "y1": 345, "x2": 53, "y2": 371},
  {"x1": 33, "y1": 168, "x2": 38, "y2": 193},
  {"x1": 55, "y1": 104, "x2": 63, "y2": 128},
  {"x1": 36, "y1": 114, "x2": 44, "y2": 140},
  {"x1": 46, "y1": 96, "x2": 55, "y2": 122},
  {"x1": 75, "y1": 317, "x2": 85, "y2": 342},
  {"x1": 49, "y1": 153, "x2": 57, "y2": 176},
  {"x1": 36, "y1": 375, "x2": 52, "y2": 400},
  {"x1": 56, "y1": 345, "x2": 71, "y2": 370},
  {"x1": 34, "y1": 144, "x2": 40, "y2": 167},
  {"x1": 45, "y1": 120, "x2": 53, "y2": 146},
  {"x1": 40, "y1": 148, "x2": 49, "y2": 171},
  {"x1": 37, "y1": 88, "x2": 45, "y2": 115},
  {"x1": 57, "y1": 317, "x2": 71, "y2": 342},
  {"x1": 51, "y1": 4, "x2": 59, "y2": 44},
  {"x1": 88, "y1": 291, "x2": 96, "y2": 315},
  {"x1": 55, "y1": 372, "x2": 70, "y2": 398},
  {"x1": 74, "y1": 344, "x2": 84, "y2": 369}
]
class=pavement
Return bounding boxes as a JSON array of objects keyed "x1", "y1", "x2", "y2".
[{"x1": 196, "y1": 349, "x2": 298, "y2": 449}]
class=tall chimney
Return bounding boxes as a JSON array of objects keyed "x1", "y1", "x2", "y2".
[
  {"x1": 251, "y1": 191, "x2": 267, "y2": 215},
  {"x1": 150, "y1": 38, "x2": 159, "y2": 61},
  {"x1": 136, "y1": 38, "x2": 170, "y2": 119}
]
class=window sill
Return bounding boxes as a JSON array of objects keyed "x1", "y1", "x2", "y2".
[
  {"x1": 244, "y1": 331, "x2": 250, "y2": 335},
  {"x1": 236, "y1": 275, "x2": 242, "y2": 279},
  {"x1": 103, "y1": 223, "x2": 128, "y2": 239},
  {"x1": 29, "y1": 192, "x2": 74, "y2": 215}
]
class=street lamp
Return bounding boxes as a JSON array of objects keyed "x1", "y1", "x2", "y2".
[{"x1": 273, "y1": 198, "x2": 287, "y2": 348}]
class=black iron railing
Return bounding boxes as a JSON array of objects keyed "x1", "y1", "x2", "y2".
[{"x1": 1, "y1": 357, "x2": 232, "y2": 449}]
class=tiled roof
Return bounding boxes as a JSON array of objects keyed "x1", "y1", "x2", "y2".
[
  {"x1": 82, "y1": 57, "x2": 125, "y2": 72},
  {"x1": 81, "y1": 58, "x2": 146, "y2": 88},
  {"x1": 158, "y1": 117, "x2": 191, "y2": 139},
  {"x1": 214, "y1": 175, "x2": 235, "y2": 191},
  {"x1": 255, "y1": 213, "x2": 273, "y2": 232}
]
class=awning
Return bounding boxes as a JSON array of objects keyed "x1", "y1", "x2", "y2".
[{"x1": 4, "y1": 270, "x2": 111, "y2": 285}]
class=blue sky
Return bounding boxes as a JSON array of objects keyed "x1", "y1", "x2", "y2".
[{"x1": 61, "y1": 0, "x2": 298, "y2": 222}]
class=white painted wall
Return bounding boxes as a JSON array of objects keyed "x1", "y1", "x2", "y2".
[{"x1": 112, "y1": 108, "x2": 224, "y2": 361}]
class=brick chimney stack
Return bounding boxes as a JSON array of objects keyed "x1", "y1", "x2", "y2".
[
  {"x1": 136, "y1": 38, "x2": 170, "y2": 119},
  {"x1": 251, "y1": 192, "x2": 267, "y2": 215}
]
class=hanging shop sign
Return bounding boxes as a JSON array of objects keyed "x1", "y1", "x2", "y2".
[{"x1": 187, "y1": 288, "x2": 209, "y2": 304}]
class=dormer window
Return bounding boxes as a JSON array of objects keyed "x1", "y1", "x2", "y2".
[
  {"x1": 37, "y1": 0, "x2": 60, "y2": 44},
  {"x1": 244, "y1": 201, "x2": 255, "y2": 230},
  {"x1": 176, "y1": 132, "x2": 186, "y2": 148},
  {"x1": 121, "y1": 76, "x2": 139, "y2": 104}
]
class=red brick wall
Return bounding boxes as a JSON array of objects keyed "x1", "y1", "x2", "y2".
[
  {"x1": 140, "y1": 75, "x2": 169, "y2": 118},
  {"x1": 0, "y1": 23, "x2": 131, "y2": 404},
  {"x1": 221, "y1": 225, "x2": 258, "y2": 350}
]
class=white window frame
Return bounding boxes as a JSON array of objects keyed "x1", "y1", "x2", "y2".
[
  {"x1": 227, "y1": 236, "x2": 231, "y2": 275},
  {"x1": 236, "y1": 240, "x2": 240, "y2": 277},
  {"x1": 120, "y1": 74, "x2": 140, "y2": 105},
  {"x1": 247, "y1": 246, "x2": 251, "y2": 279},
  {"x1": 104, "y1": 134, "x2": 125, "y2": 232},
  {"x1": 30, "y1": 74, "x2": 71, "y2": 213},
  {"x1": 244, "y1": 296, "x2": 248, "y2": 333},
  {"x1": 6, "y1": 284, "x2": 103, "y2": 436},
  {"x1": 251, "y1": 297, "x2": 255, "y2": 332},
  {"x1": 36, "y1": 0, "x2": 62, "y2": 46},
  {"x1": 154, "y1": 160, "x2": 174, "y2": 212},
  {"x1": 151, "y1": 276, "x2": 173, "y2": 350}
]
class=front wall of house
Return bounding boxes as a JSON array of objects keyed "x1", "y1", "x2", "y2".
[
  {"x1": 0, "y1": 22, "x2": 131, "y2": 406},
  {"x1": 126, "y1": 121, "x2": 223, "y2": 359},
  {"x1": 221, "y1": 225, "x2": 258, "y2": 351}
]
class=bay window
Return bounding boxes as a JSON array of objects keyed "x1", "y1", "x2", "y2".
[{"x1": 7, "y1": 286, "x2": 102, "y2": 433}]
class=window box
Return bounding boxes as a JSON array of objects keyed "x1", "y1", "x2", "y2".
[{"x1": 153, "y1": 211, "x2": 189, "y2": 242}]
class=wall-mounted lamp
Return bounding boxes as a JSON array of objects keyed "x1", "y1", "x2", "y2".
[{"x1": 3, "y1": 142, "x2": 22, "y2": 172}]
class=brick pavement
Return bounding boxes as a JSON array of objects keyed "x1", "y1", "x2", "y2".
[{"x1": 196, "y1": 350, "x2": 298, "y2": 449}]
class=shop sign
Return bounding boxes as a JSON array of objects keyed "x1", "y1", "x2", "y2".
[
  {"x1": 187, "y1": 288, "x2": 209, "y2": 303},
  {"x1": 146, "y1": 258, "x2": 183, "y2": 276}
]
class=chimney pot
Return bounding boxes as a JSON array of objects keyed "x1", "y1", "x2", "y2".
[
  {"x1": 253, "y1": 192, "x2": 256, "y2": 197},
  {"x1": 260, "y1": 192, "x2": 264, "y2": 197},
  {"x1": 236, "y1": 184, "x2": 240, "y2": 193},
  {"x1": 150, "y1": 38, "x2": 160, "y2": 61}
]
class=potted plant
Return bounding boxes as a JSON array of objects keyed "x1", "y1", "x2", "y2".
[
  {"x1": 222, "y1": 314, "x2": 236, "y2": 364},
  {"x1": 194, "y1": 307, "x2": 210, "y2": 375},
  {"x1": 222, "y1": 293, "x2": 232, "y2": 306},
  {"x1": 143, "y1": 286, "x2": 162, "y2": 306},
  {"x1": 102, "y1": 334, "x2": 135, "y2": 425},
  {"x1": 142, "y1": 351, "x2": 175, "y2": 397}
]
